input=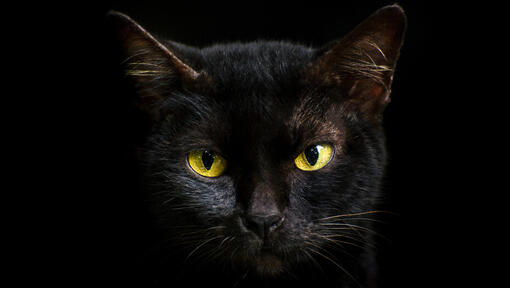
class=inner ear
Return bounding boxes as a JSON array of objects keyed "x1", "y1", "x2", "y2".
[
  {"x1": 307, "y1": 5, "x2": 406, "y2": 123},
  {"x1": 107, "y1": 11, "x2": 203, "y2": 121}
]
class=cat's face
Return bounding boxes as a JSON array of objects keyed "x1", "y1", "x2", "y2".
[
  {"x1": 142, "y1": 43, "x2": 387, "y2": 276},
  {"x1": 108, "y1": 5, "x2": 405, "y2": 280}
]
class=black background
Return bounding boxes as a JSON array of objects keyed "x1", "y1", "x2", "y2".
[{"x1": 27, "y1": 0, "x2": 428, "y2": 287}]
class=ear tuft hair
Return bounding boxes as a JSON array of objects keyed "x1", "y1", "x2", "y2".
[
  {"x1": 107, "y1": 11, "x2": 201, "y2": 121},
  {"x1": 307, "y1": 5, "x2": 406, "y2": 123}
]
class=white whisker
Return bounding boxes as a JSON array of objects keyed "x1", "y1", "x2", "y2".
[{"x1": 184, "y1": 235, "x2": 223, "y2": 262}]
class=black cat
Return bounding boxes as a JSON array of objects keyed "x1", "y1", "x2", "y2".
[{"x1": 108, "y1": 5, "x2": 406, "y2": 287}]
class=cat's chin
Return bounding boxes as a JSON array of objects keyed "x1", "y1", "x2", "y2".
[{"x1": 250, "y1": 251, "x2": 284, "y2": 276}]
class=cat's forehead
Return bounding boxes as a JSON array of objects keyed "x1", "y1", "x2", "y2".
[
  {"x1": 188, "y1": 42, "x2": 318, "y2": 119},
  {"x1": 198, "y1": 41, "x2": 315, "y2": 91},
  {"x1": 174, "y1": 42, "x2": 346, "y2": 152}
]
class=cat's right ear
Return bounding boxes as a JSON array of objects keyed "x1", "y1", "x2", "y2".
[{"x1": 107, "y1": 11, "x2": 200, "y2": 121}]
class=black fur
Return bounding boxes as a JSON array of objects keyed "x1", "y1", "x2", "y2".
[{"x1": 108, "y1": 5, "x2": 405, "y2": 288}]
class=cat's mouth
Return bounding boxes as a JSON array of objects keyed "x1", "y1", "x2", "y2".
[
  {"x1": 231, "y1": 215, "x2": 290, "y2": 276},
  {"x1": 235, "y1": 236, "x2": 286, "y2": 276},
  {"x1": 250, "y1": 250, "x2": 284, "y2": 276}
]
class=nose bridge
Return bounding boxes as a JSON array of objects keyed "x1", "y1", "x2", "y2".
[
  {"x1": 247, "y1": 181, "x2": 281, "y2": 217},
  {"x1": 236, "y1": 136, "x2": 287, "y2": 216}
]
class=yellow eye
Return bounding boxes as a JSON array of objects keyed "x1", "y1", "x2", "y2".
[
  {"x1": 188, "y1": 150, "x2": 227, "y2": 177},
  {"x1": 294, "y1": 144, "x2": 333, "y2": 171}
]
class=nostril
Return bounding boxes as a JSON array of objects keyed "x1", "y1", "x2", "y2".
[
  {"x1": 266, "y1": 215, "x2": 285, "y2": 232},
  {"x1": 242, "y1": 214, "x2": 285, "y2": 239}
]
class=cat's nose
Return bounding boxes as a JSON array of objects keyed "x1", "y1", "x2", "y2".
[{"x1": 243, "y1": 214, "x2": 285, "y2": 239}]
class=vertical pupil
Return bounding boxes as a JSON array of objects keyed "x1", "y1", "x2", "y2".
[
  {"x1": 202, "y1": 150, "x2": 215, "y2": 170},
  {"x1": 304, "y1": 146, "x2": 319, "y2": 166}
]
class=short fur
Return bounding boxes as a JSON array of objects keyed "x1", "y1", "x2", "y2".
[{"x1": 108, "y1": 5, "x2": 406, "y2": 288}]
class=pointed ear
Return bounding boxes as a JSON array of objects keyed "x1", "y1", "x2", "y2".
[
  {"x1": 308, "y1": 5, "x2": 406, "y2": 123},
  {"x1": 107, "y1": 11, "x2": 201, "y2": 121}
]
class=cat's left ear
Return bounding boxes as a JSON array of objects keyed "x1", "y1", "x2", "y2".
[{"x1": 308, "y1": 5, "x2": 406, "y2": 123}]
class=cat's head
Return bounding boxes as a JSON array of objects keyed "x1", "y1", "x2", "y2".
[{"x1": 108, "y1": 5, "x2": 405, "y2": 280}]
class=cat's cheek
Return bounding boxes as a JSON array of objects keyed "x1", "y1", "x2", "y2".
[{"x1": 164, "y1": 157, "x2": 237, "y2": 218}]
